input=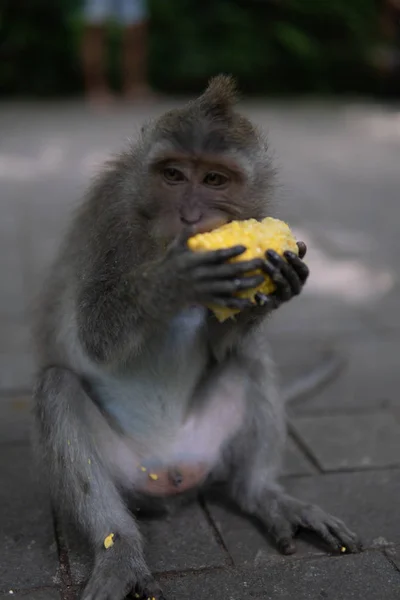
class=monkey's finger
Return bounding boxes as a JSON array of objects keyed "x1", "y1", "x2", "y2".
[
  {"x1": 194, "y1": 257, "x2": 264, "y2": 281},
  {"x1": 190, "y1": 245, "x2": 247, "y2": 265},
  {"x1": 297, "y1": 241, "x2": 307, "y2": 259},
  {"x1": 198, "y1": 274, "x2": 264, "y2": 296},
  {"x1": 308, "y1": 522, "x2": 345, "y2": 553},
  {"x1": 278, "y1": 538, "x2": 297, "y2": 555},
  {"x1": 260, "y1": 261, "x2": 292, "y2": 302},
  {"x1": 268, "y1": 519, "x2": 297, "y2": 555},
  {"x1": 299, "y1": 508, "x2": 362, "y2": 554},
  {"x1": 266, "y1": 249, "x2": 302, "y2": 296},
  {"x1": 209, "y1": 296, "x2": 254, "y2": 310},
  {"x1": 283, "y1": 251, "x2": 310, "y2": 284},
  {"x1": 326, "y1": 518, "x2": 363, "y2": 553}
]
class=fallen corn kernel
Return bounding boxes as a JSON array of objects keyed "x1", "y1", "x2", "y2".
[
  {"x1": 134, "y1": 594, "x2": 140, "y2": 599},
  {"x1": 149, "y1": 473, "x2": 159, "y2": 481},
  {"x1": 140, "y1": 466, "x2": 147, "y2": 472},
  {"x1": 88, "y1": 458, "x2": 91, "y2": 465},
  {"x1": 340, "y1": 546, "x2": 347, "y2": 553},
  {"x1": 188, "y1": 217, "x2": 299, "y2": 322},
  {"x1": 104, "y1": 533, "x2": 115, "y2": 549}
]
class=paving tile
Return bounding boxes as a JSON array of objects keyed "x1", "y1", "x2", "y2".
[
  {"x1": 291, "y1": 339, "x2": 400, "y2": 413},
  {"x1": 384, "y1": 545, "x2": 400, "y2": 572},
  {"x1": 0, "y1": 396, "x2": 33, "y2": 444},
  {"x1": 0, "y1": 213, "x2": 27, "y2": 319},
  {"x1": 0, "y1": 590, "x2": 61, "y2": 599},
  {"x1": 282, "y1": 438, "x2": 315, "y2": 477},
  {"x1": 65, "y1": 501, "x2": 228, "y2": 585},
  {"x1": 267, "y1": 295, "x2": 371, "y2": 338},
  {"x1": 0, "y1": 446, "x2": 59, "y2": 592},
  {"x1": 159, "y1": 552, "x2": 400, "y2": 600},
  {"x1": 142, "y1": 502, "x2": 230, "y2": 573},
  {"x1": 291, "y1": 412, "x2": 400, "y2": 471},
  {"x1": 206, "y1": 470, "x2": 400, "y2": 566},
  {"x1": 0, "y1": 319, "x2": 31, "y2": 355},
  {"x1": 0, "y1": 352, "x2": 35, "y2": 393}
]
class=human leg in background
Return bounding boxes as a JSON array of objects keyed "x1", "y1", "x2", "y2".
[
  {"x1": 81, "y1": 0, "x2": 116, "y2": 106},
  {"x1": 120, "y1": 0, "x2": 155, "y2": 101}
]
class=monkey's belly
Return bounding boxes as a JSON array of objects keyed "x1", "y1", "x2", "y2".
[{"x1": 135, "y1": 462, "x2": 210, "y2": 496}]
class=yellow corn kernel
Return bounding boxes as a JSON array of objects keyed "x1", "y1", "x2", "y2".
[
  {"x1": 340, "y1": 546, "x2": 347, "y2": 553},
  {"x1": 149, "y1": 473, "x2": 159, "y2": 481},
  {"x1": 188, "y1": 217, "x2": 299, "y2": 322},
  {"x1": 104, "y1": 533, "x2": 115, "y2": 549}
]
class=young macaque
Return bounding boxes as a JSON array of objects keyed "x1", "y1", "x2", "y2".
[{"x1": 32, "y1": 75, "x2": 361, "y2": 600}]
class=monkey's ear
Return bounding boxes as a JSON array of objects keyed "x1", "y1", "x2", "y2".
[{"x1": 199, "y1": 73, "x2": 238, "y2": 120}]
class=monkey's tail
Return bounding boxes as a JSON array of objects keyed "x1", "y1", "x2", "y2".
[{"x1": 282, "y1": 349, "x2": 345, "y2": 407}]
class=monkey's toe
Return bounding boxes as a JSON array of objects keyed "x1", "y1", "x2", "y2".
[
  {"x1": 288, "y1": 501, "x2": 363, "y2": 555},
  {"x1": 134, "y1": 577, "x2": 166, "y2": 600}
]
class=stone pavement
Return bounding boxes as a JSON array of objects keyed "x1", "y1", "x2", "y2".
[{"x1": 1, "y1": 98, "x2": 400, "y2": 599}]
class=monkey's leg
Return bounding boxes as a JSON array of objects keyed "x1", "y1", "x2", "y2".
[
  {"x1": 237, "y1": 485, "x2": 362, "y2": 556},
  {"x1": 33, "y1": 367, "x2": 165, "y2": 600},
  {"x1": 225, "y1": 367, "x2": 362, "y2": 556}
]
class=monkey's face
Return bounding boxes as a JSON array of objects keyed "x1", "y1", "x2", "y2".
[{"x1": 144, "y1": 152, "x2": 266, "y2": 247}]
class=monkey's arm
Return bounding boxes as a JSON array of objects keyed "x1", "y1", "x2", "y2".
[{"x1": 77, "y1": 232, "x2": 264, "y2": 364}]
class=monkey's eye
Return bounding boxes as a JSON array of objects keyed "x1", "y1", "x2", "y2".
[
  {"x1": 203, "y1": 172, "x2": 228, "y2": 187},
  {"x1": 163, "y1": 167, "x2": 185, "y2": 183}
]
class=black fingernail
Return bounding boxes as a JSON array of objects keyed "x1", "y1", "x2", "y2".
[
  {"x1": 284, "y1": 251, "x2": 296, "y2": 259},
  {"x1": 266, "y1": 249, "x2": 279, "y2": 259}
]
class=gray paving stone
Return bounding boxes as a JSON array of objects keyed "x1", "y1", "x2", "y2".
[
  {"x1": 0, "y1": 352, "x2": 34, "y2": 393},
  {"x1": 267, "y1": 295, "x2": 371, "y2": 337},
  {"x1": 66, "y1": 502, "x2": 228, "y2": 585},
  {"x1": 0, "y1": 446, "x2": 59, "y2": 592},
  {"x1": 159, "y1": 552, "x2": 400, "y2": 600},
  {"x1": 0, "y1": 396, "x2": 32, "y2": 444},
  {"x1": 206, "y1": 470, "x2": 400, "y2": 566},
  {"x1": 0, "y1": 590, "x2": 61, "y2": 599},
  {"x1": 282, "y1": 438, "x2": 315, "y2": 477},
  {"x1": 291, "y1": 412, "x2": 400, "y2": 471},
  {"x1": 384, "y1": 545, "x2": 400, "y2": 572},
  {"x1": 0, "y1": 319, "x2": 31, "y2": 355},
  {"x1": 291, "y1": 339, "x2": 400, "y2": 413}
]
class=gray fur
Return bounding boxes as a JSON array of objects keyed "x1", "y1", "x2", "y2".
[{"x1": 32, "y1": 75, "x2": 360, "y2": 600}]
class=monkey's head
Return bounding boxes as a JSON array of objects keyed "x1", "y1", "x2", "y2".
[{"x1": 133, "y1": 74, "x2": 274, "y2": 247}]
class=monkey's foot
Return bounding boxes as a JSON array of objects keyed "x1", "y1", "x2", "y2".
[
  {"x1": 133, "y1": 578, "x2": 166, "y2": 600},
  {"x1": 261, "y1": 493, "x2": 363, "y2": 556},
  {"x1": 80, "y1": 544, "x2": 165, "y2": 600}
]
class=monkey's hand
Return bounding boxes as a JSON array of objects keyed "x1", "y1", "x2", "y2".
[
  {"x1": 147, "y1": 231, "x2": 266, "y2": 313},
  {"x1": 254, "y1": 241, "x2": 309, "y2": 312}
]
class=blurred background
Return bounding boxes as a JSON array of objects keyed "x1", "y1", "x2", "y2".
[
  {"x1": 1, "y1": 0, "x2": 400, "y2": 99},
  {"x1": 1, "y1": 0, "x2": 400, "y2": 390}
]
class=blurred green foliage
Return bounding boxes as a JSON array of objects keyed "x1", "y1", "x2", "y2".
[{"x1": 0, "y1": 0, "x2": 381, "y2": 97}]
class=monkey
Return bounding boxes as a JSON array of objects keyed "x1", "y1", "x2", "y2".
[{"x1": 32, "y1": 74, "x2": 361, "y2": 600}]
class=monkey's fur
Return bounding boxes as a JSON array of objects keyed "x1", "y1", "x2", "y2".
[{"x1": 32, "y1": 75, "x2": 361, "y2": 600}]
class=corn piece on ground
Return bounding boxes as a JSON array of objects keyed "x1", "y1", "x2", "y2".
[
  {"x1": 104, "y1": 533, "x2": 115, "y2": 549},
  {"x1": 188, "y1": 217, "x2": 299, "y2": 322}
]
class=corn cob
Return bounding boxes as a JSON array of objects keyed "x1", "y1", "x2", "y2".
[{"x1": 188, "y1": 217, "x2": 299, "y2": 322}]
